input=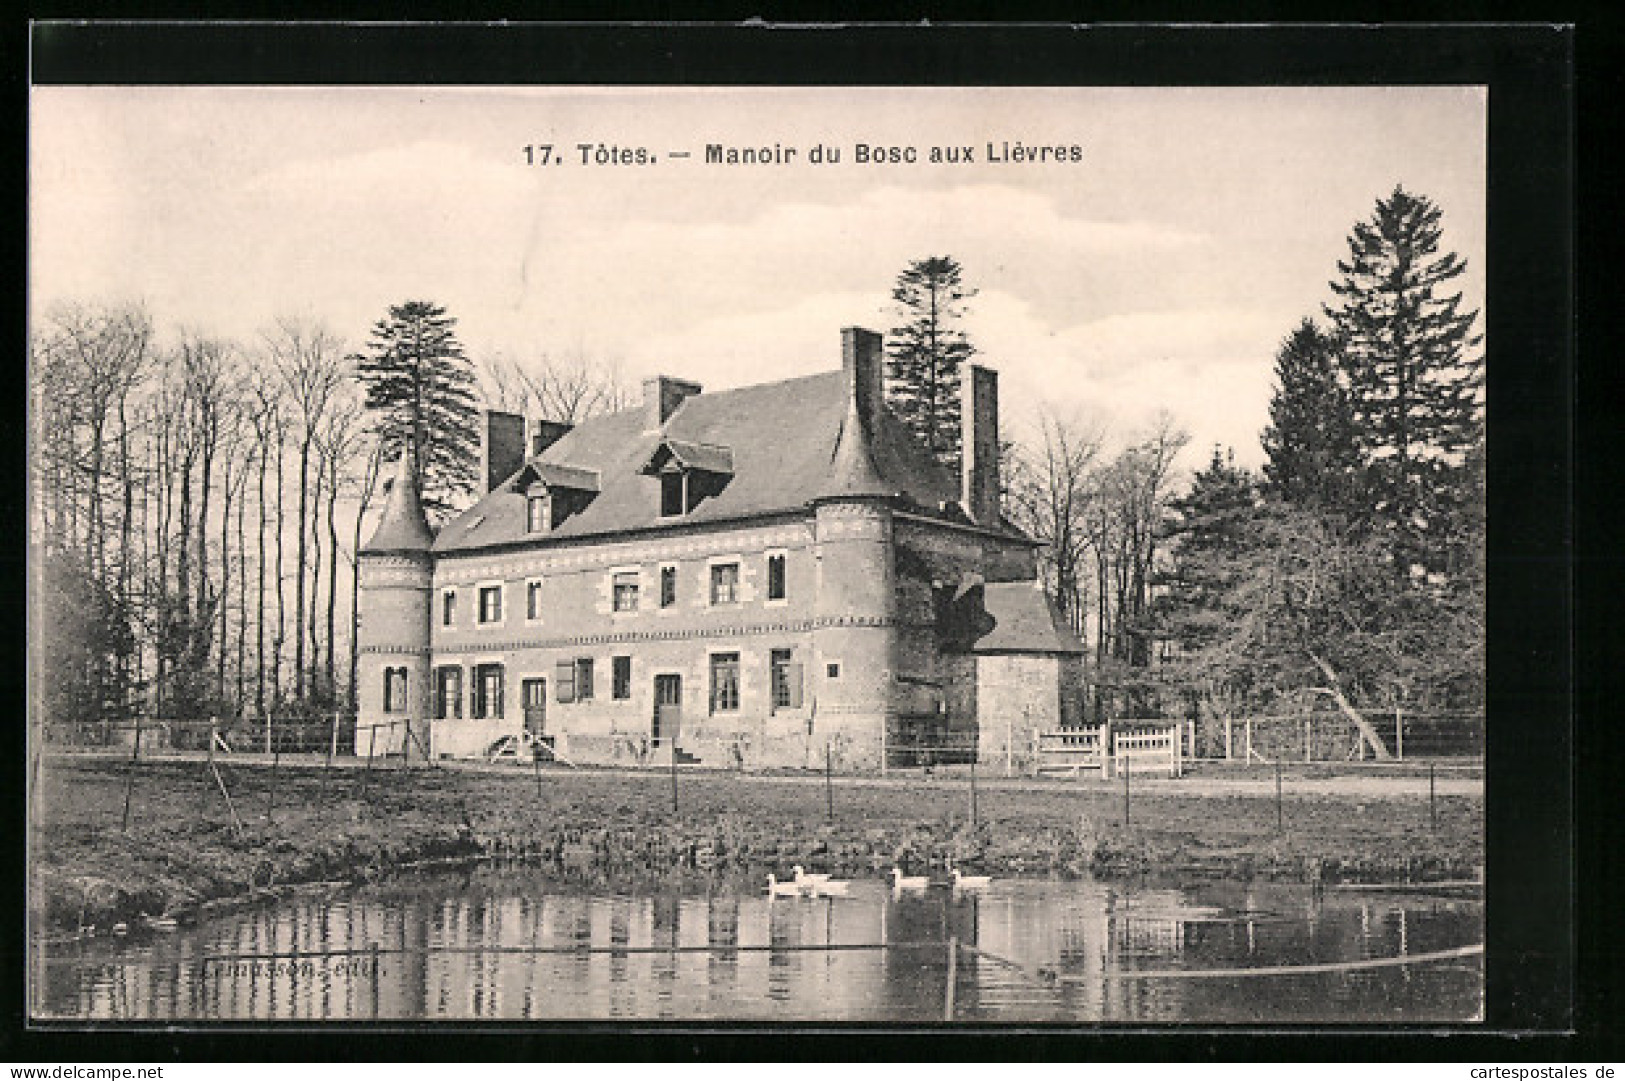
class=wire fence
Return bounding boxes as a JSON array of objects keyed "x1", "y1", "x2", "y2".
[
  {"x1": 1189, "y1": 710, "x2": 1484, "y2": 764},
  {"x1": 38, "y1": 715, "x2": 357, "y2": 757}
]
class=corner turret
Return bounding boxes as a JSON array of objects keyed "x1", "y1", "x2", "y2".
[
  {"x1": 356, "y1": 440, "x2": 436, "y2": 761},
  {"x1": 363, "y1": 442, "x2": 435, "y2": 554},
  {"x1": 810, "y1": 326, "x2": 898, "y2": 770}
]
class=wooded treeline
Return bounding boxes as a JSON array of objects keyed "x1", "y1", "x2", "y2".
[
  {"x1": 29, "y1": 302, "x2": 624, "y2": 733},
  {"x1": 1005, "y1": 187, "x2": 1485, "y2": 733}
]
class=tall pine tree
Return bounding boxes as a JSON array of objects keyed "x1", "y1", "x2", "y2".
[
  {"x1": 1324, "y1": 187, "x2": 1483, "y2": 575},
  {"x1": 885, "y1": 256, "x2": 977, "y2": 472},
  {"x1": 1260, "y1": 318, "x2": 1360, "y2": 514},
  {"x1": 1155, "y1": 447, "x2": 1263, "y2": 659},
  {"x1": 351, "y1": 300, "x2": 481, "y2": 521}
]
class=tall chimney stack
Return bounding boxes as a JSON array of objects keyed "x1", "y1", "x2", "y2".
[
  {"x1": 483, "y1": 410, "x2": 527, "y2": 493},
  {"x1": 841, "y1": 326, "x2": 885, "y2": 436},
  {"x1": 961, "y1": 365, "x2": 1000, "y2": 526},
  {"x1": 642, "y1": 375, "x2": 703, "y2": 432}
]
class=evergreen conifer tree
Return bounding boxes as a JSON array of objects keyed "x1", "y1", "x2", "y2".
[
  {"x1": 1154, "y1": 447, "x2": 1262, "y2": 660},
  {"x1": 1260, "y1": 319, "x2": 1360, "y2": 514},
  {"x1": 351, "y1": 300, "x2": 481, "y2": 522},
  {"x1": 1324, "y1": 187, "x2": 1483, "y2": 574},
  {"x1": 885, "y1": 256, "x2": 977, "y2": 472}
]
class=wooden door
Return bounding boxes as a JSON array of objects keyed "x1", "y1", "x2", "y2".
[
  {"x1": 653, "y1": 674, "x2": 682, "y2": 747},
  {"x1": 521, "y1": 678, "x2": 547, "y2": 738}
]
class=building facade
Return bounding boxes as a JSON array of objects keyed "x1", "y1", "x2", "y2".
[{"x1": 356, "y1": 327, "x2": 1084, "y2": 771}]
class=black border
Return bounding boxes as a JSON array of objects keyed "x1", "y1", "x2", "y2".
[{"x1": 15, "y1": 19, "x2": 1579, "y2": 1062}]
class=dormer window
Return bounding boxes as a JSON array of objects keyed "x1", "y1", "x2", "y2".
[
  {"x1": 642, "y1": 439, "x2": 734, "y2": 518},
  {"x1": 511, "y1": 463, "x2": 600, "y2": 534}
]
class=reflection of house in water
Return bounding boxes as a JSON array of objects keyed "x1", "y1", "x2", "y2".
[{"x1": 37, "y1": 879, "x2": 1482, "y2": 1023}]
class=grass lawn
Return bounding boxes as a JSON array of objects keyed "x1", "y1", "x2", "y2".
[{"x1": 29, "y1": 754, "x2": 1483, "y2": 937}]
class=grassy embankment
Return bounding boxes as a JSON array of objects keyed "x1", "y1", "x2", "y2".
[{"x1": 31, "y1": 756, "x2": 1482, "y2": 937}]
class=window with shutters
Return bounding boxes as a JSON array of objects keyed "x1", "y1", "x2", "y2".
[
  {"x1": 659, "y1": 565, "x2": 678, "y2": 608},
  {"x1": 472, "y1": 664, "x2": 504, "y2": 719},
  {"x1": 555, "y1": 658, "x2": 576, "y2": 703},
  {"x1": 710, "y1": 652, "x2": 740, "y2": 713},
  {"x1": 434, "y1": 666, "x2": 462, "y2": 720},
  {"x1": 770, "y1": 649, "x2": 802, "y2": 711},
  {"x1": 612, "y1": 655, "x2": 632, "y2": 700},
  {"x1": 612, "y1": 571, "x2": 639, "y2": 613},
  {"x1": 766, "y1": 552, "x2": 787, "y2": 601},
  {"x1": 710, "y1": 562, "x2": 739, "y2": 605},
  {"x1": 441, "y1": 589, "x2": 456, "y2": 627},
  {"x1": 576, "y1": 657, "x2": 595, "y2": 701},
  {"x1": 526, "y1": 578, "x2": 545, "y2": 622}
]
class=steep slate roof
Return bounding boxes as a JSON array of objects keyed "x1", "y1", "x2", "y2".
[
  {"x1": 434, "y1": 369, "x2": 979, "y2": 554},
  {"x1": 362, "y1": 446, "x2": 435, "y2": 555},
  {"x1": 973, "y1": 582, "x2": 1086, "y2": 656}
]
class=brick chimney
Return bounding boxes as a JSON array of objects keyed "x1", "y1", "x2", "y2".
[
  {"x1": 531, "y1": 420, "x2": 573, "y2": 458},
  {"x1": 642, "y1": 375, "x2": 703, "y2": 432},
  {"x1": 482, "y1": 410, "x2": 527, "y2": 493},
  {"x1": 841, "y1": 326, "x2": 885, "y2": 436},
  {"x1": 960, "y1": 364, "x2": 1000, "y2": 526}
]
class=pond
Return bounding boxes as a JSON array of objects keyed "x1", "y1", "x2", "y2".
[{"x1": 32, "y1": 867, "x2": 1482, "y2": 1024}]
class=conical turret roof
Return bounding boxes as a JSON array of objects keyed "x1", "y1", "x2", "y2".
[
  {"x1": 362, "y1": 440, "x2": 435, "y2": 554},
  {"x1": 815, "y1": 383, "x2": 894, "y2": 502}
]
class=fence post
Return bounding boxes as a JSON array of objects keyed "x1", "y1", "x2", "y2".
[
  {"x1": 1006, "y1": 711, "x2": 1014, "y2": 778},
  {"x1": 1122, "y1": 748, "x2": 1131, "y2": 826},
  {"x1": 970, "y1": 758, "x2": 978, "y2": 828},
  {"x1": 264, "y1": 731, "x2": 282, "y2": 824},
  {"x1": 1396, "y1": 707, "x2": 1404, "y2": 761},
  {"x1": 1304, "y1": 717, "x2": 1312, "y2": 763},
  {"x1": 944, "y1": 936, "x2": 958, "y2": 1021},
  {"x1": 1224, "y1": 717, "x2": 1233, "y2": 761},
  {"x1": 120, "y1": 716, "x2": 143, "y2": 832},
  {"x1": 825, "y1": 742, "x2": 834, "y2": 825},
  {"x1": 1245, "y1": 718, "x2": 1254, "y2": 764},
  {"x1": 1275, "y1": 758, "x2": 1284, "y2": 833}
]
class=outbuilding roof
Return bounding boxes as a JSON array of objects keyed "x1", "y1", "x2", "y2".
[
  {"x1": 972, "y1": 582, "x2": 1086, "y2": 655},
  {"x1": 434, "y1": 369, "x2": 1005, "y2": 554}
]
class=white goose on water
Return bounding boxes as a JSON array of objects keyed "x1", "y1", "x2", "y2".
[
  {"x1": 889, "y1": 868, "x2": 929, "y2": 891},
  {"x1": 765, "y1": 873, "x2": 805, "y2": 898},
  {"x1": 792, "y1": 865, "x2": 831, "y2": 889},
  {"x1": 950, "y1": 868, "x2": 993, "y2": 891}
]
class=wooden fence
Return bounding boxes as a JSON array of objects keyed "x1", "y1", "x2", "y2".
[{"x1": 1034, "y1": 720, "x2": 1182, "y2": 779}]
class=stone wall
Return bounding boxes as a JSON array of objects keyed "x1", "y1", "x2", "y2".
[{"x1": 975, "y1": 653, "x2": 1064, "y2": 771}]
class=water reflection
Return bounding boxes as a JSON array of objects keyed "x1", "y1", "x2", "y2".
[{"x1": 33, "y1": 869, "x2": 1481, "y2": 1023}]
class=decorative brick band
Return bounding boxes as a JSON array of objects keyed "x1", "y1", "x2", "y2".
[
  {"x1": 357, "y1": 645, "x2": 433, "y2": 656},
  {"x1": 427, "y1": 613, "x2": 896, "y2": 654}
]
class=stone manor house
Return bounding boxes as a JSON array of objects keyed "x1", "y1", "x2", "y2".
[{"x1": 356, "y1": 327, "x2": 1084, "y2": 771}]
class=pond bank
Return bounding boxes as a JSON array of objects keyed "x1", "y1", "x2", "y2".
[{"x1": 31, "y1": 756, "x2": 1483, "y2": 937}]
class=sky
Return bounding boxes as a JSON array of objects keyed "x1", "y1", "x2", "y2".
[{"x1": 30, "y1": 85, "x2": 1486, "y2": 472}]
